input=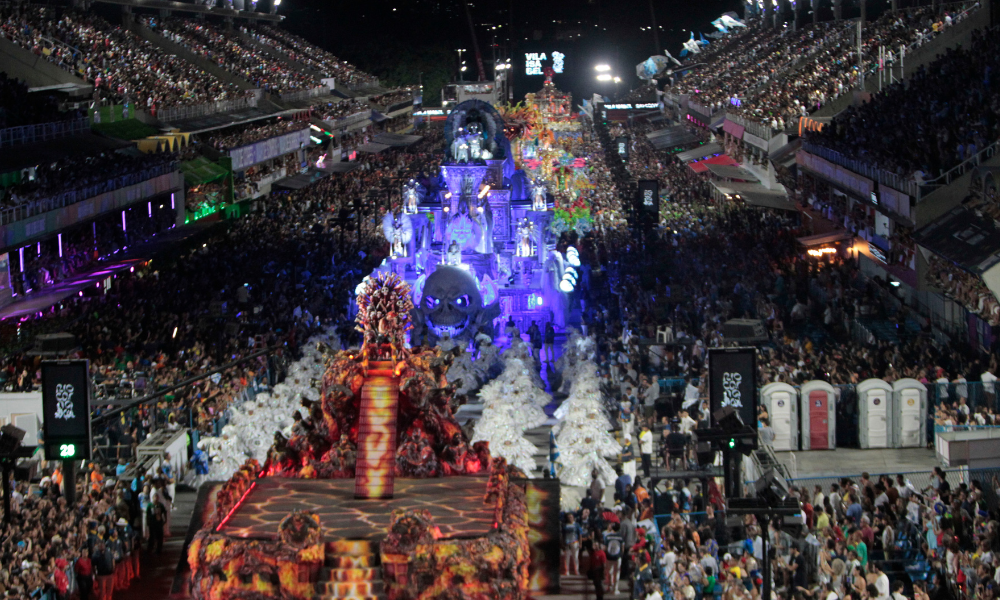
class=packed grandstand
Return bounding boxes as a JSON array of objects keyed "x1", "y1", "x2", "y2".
[{"x1": 0, "y1": 1, "x2": 998, "y2": 600}]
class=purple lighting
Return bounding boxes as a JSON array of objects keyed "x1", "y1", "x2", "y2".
[
  {"x1": 58, "y1": 233, "x2": 63, "y2": 258},
  {"x1": 122, "y1": 211, "x2": 127, "y2": 232},
  {"x1": 18, "y1": 247, "x2": 24, "y2": 272},
  {"x1": 171, "y1": 193, "x2": 175, "y2": 210}
]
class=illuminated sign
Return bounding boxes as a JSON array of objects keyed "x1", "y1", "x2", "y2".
[
  {"x1": 525, "y1": 52, "x2": 546, "y2": 75},
  {"x1": 42, "y1": 360, "x2": 92, "y2": 461},
  {"x1": 525, "y1": 51, "x2": 566, "y2": 75},
  {"x1": 552, "y1": 51, "x2": 565, "y2": 73},
  {"x1": 605, "y1": 103, "x2": 660, "y2": 110},
  {"x1": 414, "y1": 109, "x2": 448, "y2": 116}
]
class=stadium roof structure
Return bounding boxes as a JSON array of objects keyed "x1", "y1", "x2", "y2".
[
  {"x1": 357, "y1": 142, "x2": 392, "y2": 154},
  {"x1": 180, "y1": 157, "x2": 228, "y2": 186},
  {"x1": 675, "y1": 143, "x2": 723, "y2": 162},
  {"x1": 712, "y1": 181, "x2": 795, "y2": 212},
  {"x1": 372, "y1": 133, "x2": 423, "y2": 147},
  {"x1": 915, "y1": 206, "x2": 1000, "y2": 274},
  {"x1": 705, "y1": 163, "x2": 758, "y2": 182},
  {"x1": 646, "y1": 125, "x2": 701, "y2": 151},
  {"x1": 688, "y1": 154, "x2": 739, "y2": 174}
]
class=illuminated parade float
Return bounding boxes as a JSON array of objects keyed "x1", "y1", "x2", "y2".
[{"x1": 185, "y1": 102, "x2": 576, "y2": 600}]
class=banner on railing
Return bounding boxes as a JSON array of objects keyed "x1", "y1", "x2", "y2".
[
  {"x1": 229, "y1": 128, "x2": 311, "y2": 171},
  {"x1": 797, "y1": 151, "x2": 874, "y2": 199},
  {"x1": 0, "y1": 172, "x2": 183, "y2": 249}
]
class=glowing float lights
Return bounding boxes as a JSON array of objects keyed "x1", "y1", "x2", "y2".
[
  {"x1": 566, "y1": 246, "x2": 580, "y2": 267},
  {"x1": 807, "y1": 247, "x2": 837, "y2": 257}
]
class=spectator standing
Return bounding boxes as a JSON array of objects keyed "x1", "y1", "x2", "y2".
[{"x1": 639, "y1": 424, "x2": 653, "y2": 478}]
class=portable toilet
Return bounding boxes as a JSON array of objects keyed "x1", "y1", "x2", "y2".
[
  {"x1": 892, "y1": 378, "x2": 928, "y2": 448},
  {"x1": 857, "y1": 379, "x2": 893, "y2": 448},
  {"x1": 799, "y1": 380, "x2": 836, "y2": 450},
  {"x1": 761, "y1": 382, "x2": 798, "y2": 451}
]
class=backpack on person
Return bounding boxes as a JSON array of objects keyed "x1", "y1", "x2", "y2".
[{"x1": 606, "y1": 534, "x2": 623, "y2": 559}]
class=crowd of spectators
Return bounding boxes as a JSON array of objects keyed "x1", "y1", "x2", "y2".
[
  {"x1": 927, "y1": 254, "x2": 1000, "y2": 327},
  {"x1": 368, "y1": 89, "x2": 414, "y2": 110},
  {"x1": 314, "y1": 99, "x2": 369, "y2": 123},
  {"x1": 669, "y1": 4, "x2": 977, "y2": 134},
  {"x1": 556, "y1": 111, "x2": 1000, "y2": 600},
  {"x1": 255, "y1": 25, "x2": 378, "y2": 87},
  {"x1": 146, "y1": 17, "x2": 318, "y2": 94},
  {"x1": 0, "y1": 127, "x2": 445, "y2": 449},
  {"x1": 0, "y1": 150, "x2": 176, "y2": 209},
  {"x1": 0, "y1": 467, "x2": 151, "y2": 600},
  {"x1": 198, "y1": 117, "x2": 309, "y2": 152},
  {"x1": 0, "y1": 73, "x2": 79, "y2": 129},
  {"x1": 812, "y1": 24, "x2": 999, "y2": 180},
  {"x1": 0, "y1": 6, "x2": 249, "y2": 110}
]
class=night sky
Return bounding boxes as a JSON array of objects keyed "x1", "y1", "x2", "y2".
[{"x1": 274, "y1": 0, "x2": 746, "y2": 105}]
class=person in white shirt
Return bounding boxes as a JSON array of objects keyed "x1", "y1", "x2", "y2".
[
  {"x1": 873, "y1": 564, "x2": 890, "y2": 600},
  {"x1": 679, "y1": 411, "x2": 697, "y2": 435},
  {"x1": 890, "y1": 580, "x2": 908, "y2": 600},
  {"x1": 983, "y1": 369, "x2": 997, "y2": 404},
  {"x1": 639, "y1": 425, "x2": 654, "y2": 478},
  {"x1": 683, "y1": 377, "x2": 700, "y2": 410},
  {"x1": 645, "y1": 582, "x2": 664, "y2": 600}
]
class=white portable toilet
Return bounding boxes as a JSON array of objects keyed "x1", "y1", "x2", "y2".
[
  {"x1": 761, "y1": 382, "x2": 798, "y2": 451},
  {"x1": 857, "y1": 379, "x2": 893, "y2": 448},
  {"x1": 799, "y1": 380, "x2": 836, "y2": 450},
  {"x1": 892, "y1": 378, "x2": 928, "y2": 448}
]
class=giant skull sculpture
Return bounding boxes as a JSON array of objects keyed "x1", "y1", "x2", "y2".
[{"x1": 411, "y1": 266, "x2": 500, "y2": 346}]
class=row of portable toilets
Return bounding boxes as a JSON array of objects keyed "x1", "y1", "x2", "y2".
[{"x1": 761, "y1": 378, "x2": 928, "y2": 451}]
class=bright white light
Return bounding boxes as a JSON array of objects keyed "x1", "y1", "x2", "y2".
[
  {"x1": 595, "y1": 64, "x2": 611, "y2": 72},
  {"x1": 596, "y1": 74, "x2": 613, "y2": 81},
  {"x1": 461, "y1": 66, "x2": 468, "y2": 72},
  {"x1": 567, "y1": 250, "x2": 580, "y2": 267},
  {"x1": 614, "y1": 76, "x2": 621, "y2": 83},
  {"x1": 274, "y1": 0, "x2": 281, "y2": 5},
  {"x1": 559, "y1": 280, "x2": 574, "y2": 293}
]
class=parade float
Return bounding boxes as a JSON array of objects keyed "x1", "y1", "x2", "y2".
[{"x1": 187, "y1": 273, "x2": 561, "y2": 600}]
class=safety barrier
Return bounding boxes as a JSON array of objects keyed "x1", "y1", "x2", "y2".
[
  {"x1": 0, "y1": 166, "x2": 179, "y2": 226},
  {"x1": 157, "y1": 95, "x2": 259, "y2": 123},
  {"x1": 0, "y1": 117, "x2": 90, "y2": 149},
  {"x1": 280, "y1": 86, "x2": 330, "y2": 103}
]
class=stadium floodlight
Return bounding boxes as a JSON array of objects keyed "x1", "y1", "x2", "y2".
[
  {"x1": 596, "y1": 74, "x2": 613, "y2": 82},
  {"x1": 614, "y1": 76, "x2": 621, "y2": 83},
  {"x1": 595, "y1": 64, "x2": 611, "y2": 72}
]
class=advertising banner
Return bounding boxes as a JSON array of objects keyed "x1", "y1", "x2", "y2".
[{"x1": 708, "y1": 347, "x2": 757, "y2": 445}]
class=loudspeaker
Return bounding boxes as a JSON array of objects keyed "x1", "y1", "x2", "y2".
[
  {"x1": 713, "y1": 407, "x2": 744, "y2": 433},
  {"x1": 33, "y1": 333, "x2": 76, "y2": 354},
  {"x1": 754, "y1": 469, "x2": 790, "y2": 504},
  {"x1": 695, "y1": 442, "x2": 715, "y2": 466},
  {"x1": 0, "y1": 424, "x2": 25, "y2": 457},
  {"x1": 722, "y1": 319, "x2": 768, "y2": 343}
]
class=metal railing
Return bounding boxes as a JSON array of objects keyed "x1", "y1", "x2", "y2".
[
  {"x1": 0, "y1": 167, "x2": 178, "y2": 226},
  {"x1": 347, "y1": 78, "x2": 381, "y2": 91},
  {"x1": 725, "y1": 111, "x2": 778, "y2": 141},
  {"x1": 325, "y1": 109, "x2": 372, "y2": 130},
  {"x1": 157, "y1": 95, "x2": 259, "y2": 123},
  {"x1": 688, "y1": 101, "x2": 722, "y2": 119},
  {"x1": 280, "y1": 86, "x2": 329, "y2": 102},
  {"x1": 801, "y1": 141, "x2": 920, "y2": 197},
  {"x1": 0, "y1": 117, "x2": 90, "y2": 149},
  {"x1": 921, "y1": 138, "x2": 1000, "y2": 192}
]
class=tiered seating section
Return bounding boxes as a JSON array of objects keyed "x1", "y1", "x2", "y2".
[{"x1": 0, "y1": 6, "x2": 249, "y2": 108}]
